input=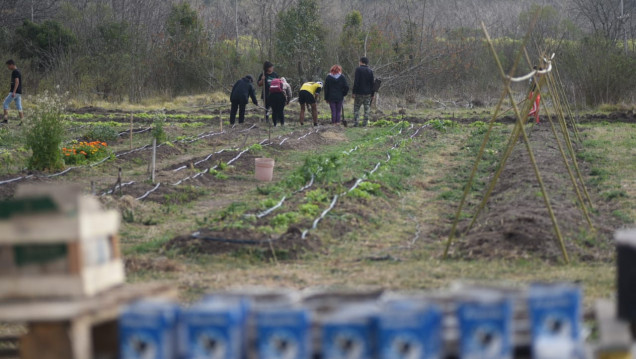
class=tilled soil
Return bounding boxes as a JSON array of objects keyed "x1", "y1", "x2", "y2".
[{"x1": 452, "y1": 124, "x2": 618, "y2": 262}]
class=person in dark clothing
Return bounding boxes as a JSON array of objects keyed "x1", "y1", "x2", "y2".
[
  {"x1": 3, "y1": 60, "x2": 23, "y2": 124},
  {"x1": 268, "y1": 77, "x2": 292, "y2": 127},
  {"x1": 352, "y1": 57, "x2": 374, "y2": 127},
  {"x1": 229, "y1": 75, "x2": 258, "y2": 125},
  {"x1": 324, "y1": 65, "x2": 349, "y2": 126},
  {"x1": 257, "y1": 61, "x2": 279, "y2": 121}
]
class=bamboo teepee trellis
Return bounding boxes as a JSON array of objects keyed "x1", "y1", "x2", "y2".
[{"x1": 443, "y1": 18, "x2": 595, "y2": 264}]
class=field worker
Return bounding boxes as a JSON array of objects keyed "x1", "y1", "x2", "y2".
[
  {"x1": 352, "y1": 57, "x2": 374, "y2": 127},
  {"x1": 528, "y1": 67, "x2": 542, "y2": 124},
  {"x1": 229, "y1": 75, "x2": 258, "y2": 126},
  {"x1": 257, "y1": 61, "x2": 279, "y2": 122},
  {"x1": 3, "y1": 60, "x2": 23, "y2": 125},
  {"x1": 324, "y1": 65, "x2": 349, "y2": 126},
  {"x1": 298, "y1": 81, "x2": 323, "y2": 126},
  {"x1": 268, "y1": 76, "x2": 288, "y2": 126}
]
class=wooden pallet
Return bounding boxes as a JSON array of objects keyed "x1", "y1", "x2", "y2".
[{"x1": 0, "y1": 283, "x2": 177, "y2": 359}]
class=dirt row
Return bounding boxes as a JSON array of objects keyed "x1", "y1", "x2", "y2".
[
  {"x1": 164, "y1": 124, "x2": 431, "y2": 258},
  {"x1": 0, "y1": 122, "x2": 308, "y2": 200},
  {"x1": 451, "y1": 124, "x2": 618, "y2": 262}
]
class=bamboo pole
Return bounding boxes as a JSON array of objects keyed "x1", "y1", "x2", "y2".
[
  {"x1": 483, "y1": 22, "x2": 569, "y2": 263},
  {"x1": 129, "y1": 114, "x2": 133, "y2": 150},
  {"x1": 520, "y1": 49, "x2": 593, "y2": 229},
  {"x1": 443, "y1": 11, "x2": 542, "y2": 258},
  {"x1": 151, "y1": 138, "x2": 156, "y2": 184}
]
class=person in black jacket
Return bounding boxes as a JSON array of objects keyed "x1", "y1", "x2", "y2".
[
  {"x1": 229, "y1": 75, "x2": 258, "y2": 125},
  {"x1": 324, "y1": 65, "x2": 349, "y2": 126},
  {"x1": 352, "y1": 57, "x2": 374, "y2": 127}
]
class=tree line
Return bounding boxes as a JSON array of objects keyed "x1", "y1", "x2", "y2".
[{"x1": 0, "y1": 0, "x2": 634, "y2": 106}]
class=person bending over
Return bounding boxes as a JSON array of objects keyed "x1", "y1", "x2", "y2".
[
  {"x1": 298, "y1": 81, "x2": 323, "y2": 126},
  {"x1": 229, "y1": 75, "x2": 258, "y2": 125}
]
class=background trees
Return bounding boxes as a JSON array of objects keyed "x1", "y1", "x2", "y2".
[{"x1": 0, "y1": 0, "x2": 634, "y2": 106}]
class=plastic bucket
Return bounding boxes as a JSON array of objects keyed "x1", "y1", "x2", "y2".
[{"x1": 255, "y1": 158, "x2": 275, "y2": 181}]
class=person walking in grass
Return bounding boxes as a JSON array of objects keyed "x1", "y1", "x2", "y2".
[
  {"x1": 2, "y1": 60, "x2": 23, "y2": 124},
  {"x1": 352, "y1": 57, "x2": 374, "y2": 127},
  {"x1": 324, "y1": 65, "x2": 349, "y2": 126},
  {"x1": 298, "y1": 81, "x2": 323, "y2": 126},
  {"x1": 257, "y1": 61, "x2": 279, "y2": 122},
  {"x1": 229, "y1": 75, "x2": 258, "y2": 126}
]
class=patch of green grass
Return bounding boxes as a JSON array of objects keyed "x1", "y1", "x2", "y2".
[
  {"x1": 602, "y1": 190, "x2": 628, "y2": 201},
  {"x1": 612, "y1": 210, "x2": 634, "y2": 223}
]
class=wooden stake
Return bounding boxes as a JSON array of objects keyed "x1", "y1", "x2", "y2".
[
  {"x1": 129, "y1": 114, "x2": 133, "y2": 150},
  {"x1": 151, "y1": 138, "x2": 156, "y2": 184}
]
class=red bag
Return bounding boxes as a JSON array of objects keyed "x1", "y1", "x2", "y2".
[{"x1": 269, "y1": 78, "x2": 283, "y2": 94}]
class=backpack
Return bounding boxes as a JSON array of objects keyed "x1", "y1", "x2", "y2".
[
  {"x1": 373, "y1": 78, "x2": 383, "y2": 93},
  {"x1": 269, "y1": 78, "x2": 284, "y2": 94}
]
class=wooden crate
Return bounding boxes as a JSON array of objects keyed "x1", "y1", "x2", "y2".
[
  {"x1": 0, "y1": 283, "x2": 177, "y2": 359},
  {"x1": 0, "y1": 185, "x2": 125, "y2": 299}
]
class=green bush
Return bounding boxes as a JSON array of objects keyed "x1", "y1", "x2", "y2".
[
  {"x1": 152, "y1": 118, "x2": 167, "y2": 143},
  {"x1": 26, "y1": 96, "x2": 66, "y2": 171},
  {"x1": 85, "y1": 125, "x2": 119, "y2": 142}
]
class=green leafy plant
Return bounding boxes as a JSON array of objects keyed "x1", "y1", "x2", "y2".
[
  {"x1": 427, "y1": 119, "x2": 458, "y2": 132},
  {"x1": 271, "y1": 212, "x2": 299, "y2": 229},
  {"x1": 85, "y1": 124, "x2": 119, "y2": 142},
  {"x1": 26, "y1": 92, "x2": 66, "y2": 171},
  {"x1": 306, "y1": 189, "x2": 330, "y2": 204},
  {"x1": 299, "y1": 203, "x2": 320, "y2": 217},
  {"x1": 249, "y1": 143, "x2": 263, "y2": 152},
  {"x1": 152, "y1": 118, "x2": 167, "y2": 143}
]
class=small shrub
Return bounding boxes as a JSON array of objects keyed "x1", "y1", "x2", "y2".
[
  {"x1": 152, "y1": 118, "x2": 167, "y2": 143},
  {"x1": 26, "y1": 93, "x2": 66, "y2": 171},
  {"x1": 85, "y1": 125, "x2": 119, "y2": 142}
]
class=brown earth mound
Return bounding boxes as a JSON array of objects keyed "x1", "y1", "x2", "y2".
[
  {"x1": 165, "y1": 227, "x2": 320, "y2": 260},
  {"x1": 453, "y1": 124, "x2": 618, "y2": 262}
]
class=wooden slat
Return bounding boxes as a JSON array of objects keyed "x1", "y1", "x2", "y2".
[
  {"x1": 0, "y1": 283, "x2": 177, "y2": 323},
  {"x1": 110, "y1": 235, "x2": 121, "y2": 259},
  {"x1": 67, "y1": 242, "x2": 82, "y2": 274}
]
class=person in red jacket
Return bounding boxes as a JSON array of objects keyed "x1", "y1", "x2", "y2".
[
  {"x1": 324, "y1": 65, "x2": 349, "y2": 126},
  {"x1": 528, "y1": 67, "x2": 543, "y2": 124}
]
